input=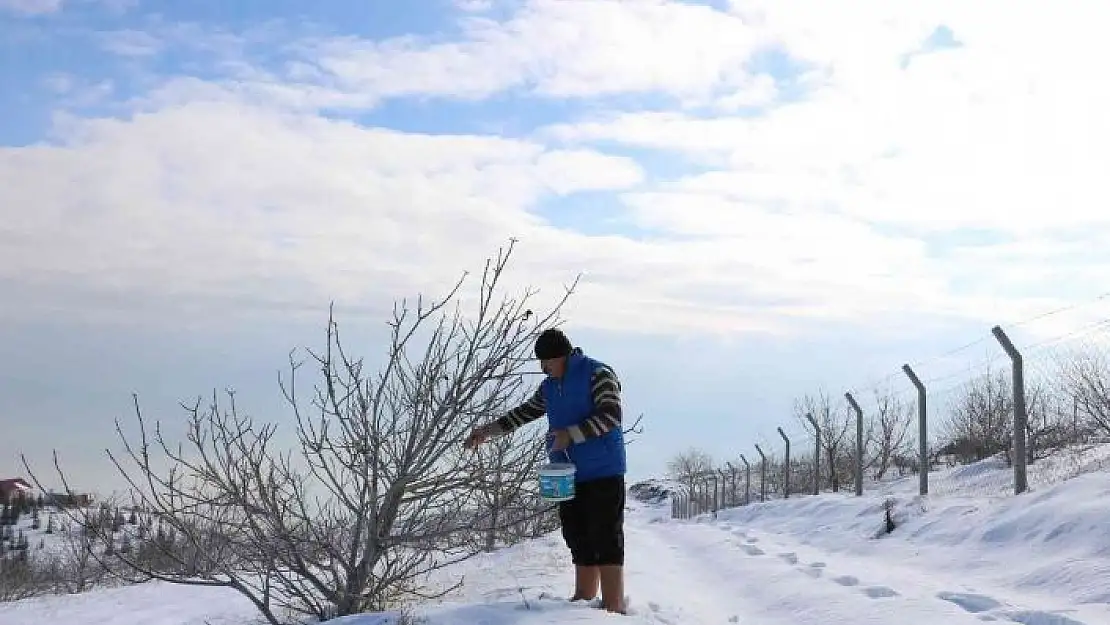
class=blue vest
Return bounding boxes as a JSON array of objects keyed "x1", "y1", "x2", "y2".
[{"x1": 542, "y1": 350, "x2": 626, "y2": 482}]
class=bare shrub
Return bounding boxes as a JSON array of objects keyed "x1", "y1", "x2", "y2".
[
  {"x1": 869, "y1": 386, "x2": 914, "y2": 480},
  {"x1": 1055, "y1": 348, "x2": 1110, "y2": 439},
  {"x1": 53, "y1": 515, "x2": 109, "y2": 594},
  {"x1": 25, "y1": 242, "x2": 579, "y2": 624},
  {"x1": 469, "y1": 425, "x2": 554, "y2": 553},
  {"x1": 940, "y1": 368, "x2": 1066, "y2": 467},
  {"x1": 941, "y1": 369, "x2": 1013, "y2": 464},
  {"x1": 665, "y1": 448, "x2": 714, "y2": 498},
  {"x1": 795, "y1": 390, "x2": 852, "y2": 492}
]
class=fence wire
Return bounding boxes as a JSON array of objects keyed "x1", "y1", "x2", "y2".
[{"x1": 671, "y1": 297, "x2": 1110, "y2": 519}]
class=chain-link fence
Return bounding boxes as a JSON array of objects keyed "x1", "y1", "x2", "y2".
[{"x1": 671, "y1": 298, "x2": 1110, "y2": 519}]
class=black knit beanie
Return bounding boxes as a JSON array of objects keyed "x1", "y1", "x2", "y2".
[{"x1": 534, "y1": 328, "x2": 573, "y2": 360}]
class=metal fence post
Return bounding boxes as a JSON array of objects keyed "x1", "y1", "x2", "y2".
[
  {"x1": 992, "y1": 325, "x2": 1029, "y2": 495},
  {"x1": 902, "y1": 364, "x2": 928, "y2": 496},
  {"x1": 726, "y1": 462, "x2": 737, "y2": 506},
  {"x1": 777, "y1": 427, "x2": 791, "y2": 498},
  {"x1": 845, "y1": 392, "x2": 864, "y2": 497},
  {"x1": 740, "y1": 454, "x2": 751, "y2": 505},
  {"x1": 754, "y1": 444, "x2": 767, "y2": 502},
  {"x1": 806, "y1": 412, "x2": 820, "y2": 495}
]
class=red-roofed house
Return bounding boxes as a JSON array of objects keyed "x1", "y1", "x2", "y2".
[{"x1": 0, "y1": 478, "x2": 33, "y2": 504}]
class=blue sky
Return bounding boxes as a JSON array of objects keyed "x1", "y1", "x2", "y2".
[{"x1": 4, "y1": 0, "x2": 1110, "y2": 494}]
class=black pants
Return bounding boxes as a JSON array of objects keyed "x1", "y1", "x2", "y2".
[{"x1": 558, "y1": 475, "x2": 625, "y2": 567}]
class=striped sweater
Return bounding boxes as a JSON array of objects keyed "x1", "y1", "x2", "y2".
[{"x1": 495, "y1": 364, "x2": 622, "y2": 444}]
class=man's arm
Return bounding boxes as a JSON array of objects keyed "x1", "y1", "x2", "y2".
[
  {"x1": 566, "y1": 364, "x2": 622, "y2": 444},
  {"x1": 492, "y1": 385, "x2": 547, "y2": 434}
]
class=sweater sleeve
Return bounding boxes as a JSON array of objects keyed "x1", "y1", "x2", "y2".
[
  {"x1": 566, "y1": 364, "x2": 622, "y2": 444},
  {"x1": 494, "y1": 385, "x2": 547, "y2": 433}
]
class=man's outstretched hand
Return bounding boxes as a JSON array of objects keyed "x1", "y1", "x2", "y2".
[{"x1": 465, "y1": 424, "x2": 497, "y2": 450}]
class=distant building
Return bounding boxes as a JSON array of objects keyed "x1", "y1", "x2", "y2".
[
  {"x1": 0, "y1": 478, "x2": 33, "y2": 504},
  {"x1": 43, "y1": 490, "x2": 93, "y2": 508}
]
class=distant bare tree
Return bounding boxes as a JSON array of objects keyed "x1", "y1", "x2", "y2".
[
  {"x1": 795, "y1": 390, "x2": 852, "y2": 491},
  {"x1": 54, "y1": 516, "x2": 107, "y2": 594},
  {"x1": 0, "y1": 552, "x2": 39, "y2": 602},
  {"x1": 940, "y1": 367, "x2": 1068, "y2": 466},
  {"x1": 941, "y1": 369, "x2": 1013, "y2": 464},
  {"x1": 666, "y1": 448, "x2": 714, "y2": 496},
  {"x1": 869, "y1": 387, "x2": 913, "y2": 480},
  {"x1": 25, "y1": 241, "x2": 579, "y2": 624},
  {"x1": 1055, "y1": 348, "x2": 1110, "y2": 438}
]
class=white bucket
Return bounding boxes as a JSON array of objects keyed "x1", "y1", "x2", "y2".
[{"x1": 537, "y1": 462, "x2": 576, "y2": 502}]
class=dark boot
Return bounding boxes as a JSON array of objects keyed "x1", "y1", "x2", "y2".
[
  {"x1": 598, "y1": 565, "x2": 626, "y2": 613},
  {"x1": 570, "y1": 565, "x2": 599, "y2": 601}
]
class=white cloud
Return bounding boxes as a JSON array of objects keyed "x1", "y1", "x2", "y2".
[
  {"x1": 530, "y1": 2, "x2": 1110, "y2": 324},
  {"x1": 8, "y1": 0, "x2": 1110, "y2": 343},
  {"x1": 0, "y1": 0, "x2": 63, "y2": 14},
  {"x1": 0, "y1": 95, "x2": 970, "y2": 339},
  {"x1": 0, "y1": 0, "x2": 136, "y2": 14},
  {"x1": 0, "y1": 101, "x2": 642, "y2": 313},
  {"x1": 268, "y1": 0, "x2": 775, "y2": 109},
  {"x1": 98, "y1": 29, "x2": 163, "y2": 56},
  {"x1": 454, "y1": 0, "x2": 494, "y2": 12}
]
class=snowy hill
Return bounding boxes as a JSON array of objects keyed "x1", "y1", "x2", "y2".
[{"x1": 3, "y1": 447, "x2": 1110, "y2": 624}]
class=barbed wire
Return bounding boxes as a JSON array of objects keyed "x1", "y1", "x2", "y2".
[{"x1": 672, "y1": 292, "x2": 1110, "y2": 518}]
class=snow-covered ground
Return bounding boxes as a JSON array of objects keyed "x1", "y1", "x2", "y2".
[{"x1": 3, "y1": 448, "x2": 1109, "y2": 625}]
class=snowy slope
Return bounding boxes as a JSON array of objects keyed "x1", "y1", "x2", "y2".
[{"x1": 3, "y1": 451, "x2": 1109, "y2": 625}]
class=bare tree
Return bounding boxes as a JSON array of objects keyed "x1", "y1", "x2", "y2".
[
  {"x1": 941, "y1": 369, "x2": 1013, "y2": 464},
  {"x1": 794, "y1": 390, "x2": 852, "y2": 491},
  {"x1": 468, "y1": 424, "x2": 554, "y2": 553},
  {"x1": 25, "y1": 241, "x2": 580, "y2": 624},
  {"x1": 1055, "y1": 348, "x2": 1110, "y2": 438},
  {"x1": 53, "y1": 515, "x2": 108, "y2": 594},
  {"x1": 0, "y1": 551, "x2": 40, "y2": 602},
  {"x1": 869, "y1": 386, "x2": 913, "y2": 480},
  {"x1": 666, "y1": 448, "x2": 714, "y2": 497}
]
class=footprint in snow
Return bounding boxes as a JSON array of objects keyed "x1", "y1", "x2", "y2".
[
  {"x1": 999, "y1": 609, "x2": 1087, "y2": 625},
  {"x1": 800, "y1": 561, "x2": 825, "y2": 578},
  {"x1": 738, "y1": 543, "x2": 764, "y2": 556},
  {"x1": 778, "y1": 552, "x2": 798, "y2": 564},
  {"x1": 863, "y1": 586, "x2": 899, "y2": 599},
  {"x1": 833, "y1": 575, "x2": 859, "y2": 587},
  {"x1": 936, "y1": 591, "x2": 1002, "y2": 614}
]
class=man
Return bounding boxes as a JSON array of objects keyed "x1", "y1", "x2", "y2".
[{"x1": 465, "y1": 328, "x2": 627, "y2": 614}]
